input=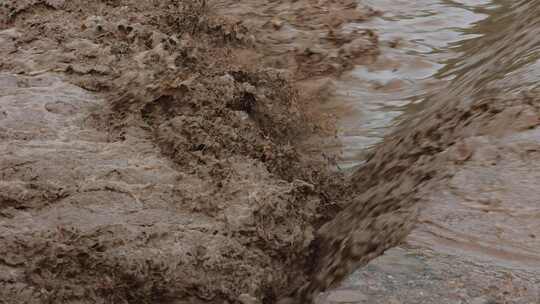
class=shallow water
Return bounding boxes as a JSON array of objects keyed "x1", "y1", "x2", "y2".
[
  {"x1": 320, "y1": 0, "x2": 540, "y2": 302},
  {"x1": 409, "y1": 0, "x2": 540, "y2": 270},
  {"x1": 324, "y1": 0, "x2": 500, "y2": 168}
]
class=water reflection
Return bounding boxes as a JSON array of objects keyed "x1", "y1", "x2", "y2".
[
  {"x1": 319, "y1": 1, "x2": 540, "y2": 302},
  {"x1": 325, "y1": 0, "x2": 496, "y2": 168}
]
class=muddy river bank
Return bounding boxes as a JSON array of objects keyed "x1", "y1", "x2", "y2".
[{"x1": 0, "y1": 0, "x2": 539, "y2": 303}]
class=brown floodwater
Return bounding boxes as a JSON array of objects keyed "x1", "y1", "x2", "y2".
[
  {"x1": 323, "y1": 0, "x2": 494, "y2": 168},
  {"x1": 0, "y1": 0, "x2": 538, "y2": 302},
  {"x1": 409, "y1": 0, "x2": 540, "y2": 272},
  {"x1": 320, "y1": 0, "x2": 540, "y2": 302}
]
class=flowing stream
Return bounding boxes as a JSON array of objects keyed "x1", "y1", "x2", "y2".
[
  {"x1": 324, "y1": 0, "x2": 498, "y2": 168},
  {"x1": 319, "y1": 0, "x2": 540, "y2": 302}
]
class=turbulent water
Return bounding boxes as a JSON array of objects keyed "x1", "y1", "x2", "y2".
[
  {"x1": 411, "y1": 0, "x2": 540, "y2": 269},
  {"x1": 0, "y1": 0, "x2": 539, "y2": 303},
  {"x1": 319, "y1": 0, "x2": 540, "y2": 302},
  {"x1": 325, "y1": 0, "x2": 539, "y2": 167}
]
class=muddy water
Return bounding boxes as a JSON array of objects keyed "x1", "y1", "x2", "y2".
[
  {"x1": 320, "y1": 0, "x2": 540, "y2": 302},
  {"x1": 1, "y1": 0, "x2": 538, "y2": 302},
  {"x1": 324, "y1": 0, "x2": 493, "y2": 168},
  {"x1": 409, "y1": 0, "x2": 540, "y2": 270}
]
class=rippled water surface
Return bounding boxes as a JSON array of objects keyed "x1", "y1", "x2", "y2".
[
  {"x1": 320, "y1": 0, "x2": 540, "y2": 302},
  {"x1": 325, "y1": 0, "x2": 508, "y2": 168}
]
